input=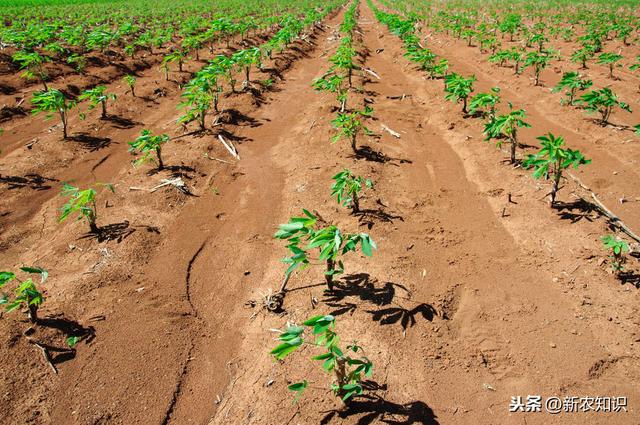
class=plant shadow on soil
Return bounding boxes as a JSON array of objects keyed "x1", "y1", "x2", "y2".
[
  {"x1": 101, "y1": 114, "x2": 141, "y2": 129},
  {"x1": 619, "y1": 271, "x2": 640, "y2": 288},
  {"x1": 356, "y1": 206, "x2": 404, "y2": 229},
  {"x1": 36, "y1": 315, "x2": 97, "y2": 365},
  {"x1": 324, "y1": 273, "x2": 436, "y2": 331},
  {"x1": 553, "y1": 199, "x2": 603, "y2": 223},
  {"x1": 80, "y1": 221, "x2": 160, "y2": 243},
  {"x1": 217, "y1": 108, "x2": 263, "y2": 128},
  {"x1": 68, "y1": 133, "x2": 114, "y2": 151},
  {"x1": 147, "y1": 164, "x2": 196, "y2": 182},
  {"x1": 351, "y1": 145, "x2": 412, "y2": 165},
  {"x1": 320, "y1": 389, "x2": 439, "y2": 425},
  {"x1": 0, "y1": 173, "x2": 58, "y2": 190},
  {"x1": 554, "y1": 198, "x2": 638, "y2": 242}
]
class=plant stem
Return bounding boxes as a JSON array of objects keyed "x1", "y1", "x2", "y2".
[
  {"x1": 89, "y1": 220, "x2": 99, "y2": 233},
  {"x1": 334, "y1": 357, "x2": 348, "y2": 402},
  {"x1": 156, "y1": 147, "x2": 164, "y2": 170},
  {"x1": 60, "y1": 109, "x2": 68, "y2": 139},
  {"x1": 551, "y1": 164, "x2": 561, "y2": 206},
  {"x1": 326, "y1": 259, "x2": 335, "y2": 290},
  {"x1": 28, "y1": 304, "x2": 38, "y2": 324},
  {"x1": 510, "y1": 128, "x2": 517, "y2": 164}
]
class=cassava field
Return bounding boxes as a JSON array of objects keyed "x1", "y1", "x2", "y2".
[{"x1": 1, "y1": 0, "x2": 640, "y2": 423}]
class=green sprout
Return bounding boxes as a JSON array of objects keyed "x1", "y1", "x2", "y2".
[
  {"x1": 31, "y1": 89, "x2": 77, "y2": 140},
  {"x1": 78, "y1": 85, "x2": 116, "y2": 119},
  {"x1": 330, "y1": 169, "x2": 373, "y2": 214},
  {"x1": 444, "y1": 73, "x2": 476, "y2": 114},
  {"x1": 523, "y1": 133, "x2": 591, "y2": 206},
  {"x1": 128, "y1": 129, "x2": 169, "y2": 170},
  {"x1": 274, "y1": 210, "x2": 376, "y2": 290},
  {"x1": 59, "y1": 183, "x2": 114, "y2": 233},
  {"x1": 0, "y1": 267, "x2": 47, "y2": 324},
  {"x1": 552, "y1": 72, "x2": 592, "y2": 106},
  {"x1": 270, "y1": 315, "x2": 373, "y2": 403},
  {"x1": 601, "y1": 235, "x2": 629, "y2": 275}
]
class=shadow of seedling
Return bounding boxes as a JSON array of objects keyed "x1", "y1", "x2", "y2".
[
  {"x1": 367, "y1": 304, "x2": 436, "y2": 331},
  {"x1": 217, "y1": 108, "x2": 262, "y2": 127},
  {"x1": 245, "y1": 86, "x2": 267, "y2": 106},
  {"x1": 260, "y1": 66, "x2": 284, "y2": 81},
  {"x1": 620, "y1": 271, "x2": 640, "y2": 288},
  {"x1": 324, "y1": 273, "x2": 397, "y2": 315},
  {"x1": 36, "y1": 316, "x2": 96, "y2": 365},
  {"x1": 0, "y1": 174, "x2": 58, "y2": 190},
  {"x1": 352, "y1": 146, "x2": 412, "y2": 165},
  {"x1": 321, "y1": 393, "x2": 440, "y2": 425},
  {"x1": 32, "y1": 341, "x2": 77, "y2": 366},
  {"x1": 80, "y1": 221, "x2": 159, "y2": 243},
  {"x1": 357, "y1": 207, "x2": 404, "y2": 229},
  {"x1": 553, "y1": 198, "x2": 602, "y2": 223},
  {"x1": 68, "y1": 133, "x2": 113, "y2": 151},
  {"x1": 39, "y1": 315, "x2": 96, "y2": 345},
  {"x1": 148, "y1": 164, "x2": 195, "y2": 181},
  {"x1": 101, "y1": 114, "x2": 141, "y2": 129},
  {"x1": 324, "y1": 274, "x2": 435, "y2": 332}
]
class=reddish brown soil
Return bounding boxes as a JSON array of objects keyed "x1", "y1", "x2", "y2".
[{"x1": 1, "y1": 3, "x2": 639, "y2": 425}]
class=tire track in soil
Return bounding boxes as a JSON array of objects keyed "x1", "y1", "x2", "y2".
[{"x1": 159, "y1": 239, "x2": 207, "y2": 425}]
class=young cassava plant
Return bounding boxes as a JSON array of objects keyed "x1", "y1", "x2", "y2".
[
  {"x1": 31, "y1": 89, "x2": 77, "y2": 139},
  {"x1": 579, "y1": 88, "x2": 631, "y2": 126},
  {"x1": 523, "y1": 50, "x2": 554, "y2": 86},
  {"x1": 552, "y1": 72, "x2": 592, "y2": 105},
  {"x1": 331, "y1": 106, "x2": 373, "y2": 153},
  {"x1": 330, "y1": 169, "x2": 373, "y2": 214},
  {"x1": 522, "y1": 132, "x2": 591, "y2": 206},
  {"x1": 484, "y1": 105, "x2": 531, "y2": 164},
  {"x1": 12, "y1": 51, "x2": 50, "y2": 90},
  {"x1": 123, "y1": 74, "x2": 137, "y2": 97},
  {"x1": 601, "y1": 235, "x2": 629, "y2": 276},
  {"x1": 468, "y1": 87, "x2": 501, "y2": 119},
  {"x1": 270, "y1": 314, "x2": 373, "y2": 403},
  {"x1": 274, "y1": 210, "x2": 376, "y2": 291},
  {"x1": 178, "y1": 84, "x2": 214, "y2": 130},
  {"x1": 0, "y1": 267, "x2": 47, "y2": 324},
  {"x1": 78, "y1": 85, "x2": 116, "y2": 119},
  {"x1": 313, "y1": 73, "x2": 348, "y2": 112},
  {"x1": 59, "y1": 183, "x2": 114, "y2": 233},
  {"x1": 444, "y1": 73, "x2": 476, "y2": 114},
  {"x1": 128, "y1": 129, "x2": 169, "y2": 170},
  {"x1": 597, "y1": 52, "x2": 623, "y2": 79},
  {"x1": 571, "y1": 47, "x2": 595, "y2": 69}
]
